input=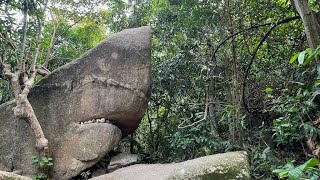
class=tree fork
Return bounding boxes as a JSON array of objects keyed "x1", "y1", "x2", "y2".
[{"x1": 0, "y1": 0, "x2": 50, "y2": 157}]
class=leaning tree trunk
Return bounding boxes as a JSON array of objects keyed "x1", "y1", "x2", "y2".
[
  {"x1": 2, "y1": 60, "x2": 49, "y2": 156},
  {"x1": 5, "y1": 70, "x2": 49, "y2": 156},
  {"x1": 14, "y1": 95, "x2": 49, "y2": 155},
  {"x1": 292, "y1": 0, "x2": 320, "y2": 50},
  {"x1": 0, "y1": 0, "x2": 49, "y2": 158}
]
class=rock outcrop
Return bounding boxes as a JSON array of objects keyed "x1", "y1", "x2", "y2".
[
  {"x1": 91, "y1": 151, "x2": 249, "y2": 180},
  {"x1": 0, "y1": 26, "x2": 151, "y2": 179},
  {"x1": 0, "y1": 171, "x2": 33, "y2": 180},
  {"x1": 108, "y1": 153, "x2": 139, "y2": 171}
]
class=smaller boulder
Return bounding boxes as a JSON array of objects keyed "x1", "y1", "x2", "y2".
[
  {"x1": 0, "y1": 171, "x2": 32, "y2": 180},
  {"x1": 108, "y1": 153, "x2": 139, "y2": 171},
  {"x1": 91, "y1": 151, "x2": 249, "y2": 180},
  {"x1": 12, "y1": 170, "x2": 23, "y2": 175}
]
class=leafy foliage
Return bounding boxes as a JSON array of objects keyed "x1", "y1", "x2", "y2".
[
  {"x1": 80, "y1": 170, "x2": 91, "y2": 180},
  {"x1": 112, "y1": 1, "x2": 318, "y2": 179},
  {"x1": 31, "y1": 155, "x2": 53, "y2": 180},
  {"x1": 273, "y1": 158, "x2": 320, "y2": 180}
]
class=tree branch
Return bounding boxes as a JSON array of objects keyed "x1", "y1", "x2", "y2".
[
  {"x1": 211, "y1": 16, "x2": 301, "y2": 62},
  {"x1": 19, "y1": 0, "x2": 28, "y2": 72},
  {"x1": 242, "y1": 16, "x2": 301, "y2": 116},
  {"x1": 43, "y1": 14, "x2": 58, "y2": 68},
  {"x1": 0, "y1": 33, "x2": 18, "y2": 50},
  {"x1": 42, "y1": 2, "x2": 97, "y2": 69},
  {"x1": 0, "y1": 33, "x2": 21, "y2": 97},
  {"x1": 52, "y1": 3, "x2": 97, "y2": 46},
  {"x1": 178, "y1": 91, "x2": 209, "y2": 129},
  {"x1": 22, "y1": 0, "x2": 49, "y2": 96}
]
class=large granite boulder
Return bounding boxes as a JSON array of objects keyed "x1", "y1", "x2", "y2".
[
  {"x1": 0, "y1": 26, "x2": 151, "y2": 179},
  {"x1": 91, "y1": 151, "x2": 249, "y2": 180}
]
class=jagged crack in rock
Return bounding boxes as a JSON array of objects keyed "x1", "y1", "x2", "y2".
[
  {"x1": 91, "y1": 151, "x2": 250, "y2": 180},
  {"x1": 0, "y1": 26, "x2": 151, "y2": 180}
]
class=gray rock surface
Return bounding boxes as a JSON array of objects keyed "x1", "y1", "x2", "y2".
[
  {"x1": 0, "y1": 171, "x2": 32, "y2": 180},
  {"x1": 91, "y1": 151, "x2": 249, "y2": 180},
  {"x1": 91, "y1": 169, "x2": 107, "y2": 178},
  {"x1": 108, "y1": 153, "x2": 139, "y2": 171},
  {"x1": 0, "y1": 163, "x2": 9, "y2": 172},
  {"x1": 0, "y1": 26, "x2": 151, "y2": 180}
]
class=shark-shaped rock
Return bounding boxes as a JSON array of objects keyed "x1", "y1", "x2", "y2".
[{"x1": 0, "y1": 26, "x2": 151, "y2": 179}]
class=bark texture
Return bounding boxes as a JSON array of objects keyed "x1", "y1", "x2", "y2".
[{"x1": 293, "y1": 0, "x2": 320, "y2": 49}]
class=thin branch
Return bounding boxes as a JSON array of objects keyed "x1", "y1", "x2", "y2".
[
  {"x1": 242, "y1": 16, "x2": 301, "y2": 116},
  {"x1": 147, "y1": 107, "x2": 155, "y2": 149},
  {"x1": 1, "y1": 33, "x2": 14, "y2": 79},
  {"x1": 19, "y1": 0, "x2": 28, "y2": 72},
  {"x1": 4, "y1": 3, "x2": 14, "y2": 31},
  {"x1": 1, "y1": 4, "x2": 18, "y2": 50},
  {"x1": 1, "y1": 32, "x2": 21, "y2": 97},
  {"x1": 211, "y1": 16, "x2": 300, "y2": 62},
  {"x1": 42, "y1": 3, "x2": 97, "y2": 68},
  {"x1": 178, "y1": 92, "x2": 209, "y2": 129},
  {"x1": 0, "y1": 33, "x2": 18, "y2": 50},
  {"x1": 22, "y1": 0, "x2": 48, "y2": 96},
  {"x1": 43, "y1": 15, "x2": 58, "y2": 68},
  {"x1": 52, "y1": 3, "x2": 97, "y2": 46},
  {"x1": 30, "y1": 0, "x2": 48, "y2": 73},
  {"x1": 0, "y1": 33, "x2": 21, "y2": 97}
]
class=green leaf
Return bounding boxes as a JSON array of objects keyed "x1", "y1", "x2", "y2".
[
  {"x1": 273, "y1": 169, "x2": 289, "y2": 178},
  {"x1": 289, "y1": 53, "x2": 299, "y2": 64},
  {"x1": 298, "y1": 51, "x2": 306, "y2": 65},
  {"x1": 284, "y1": 161, "x2": 295, "y2": 170},
  {"x1": 305, "y1": 48, "x2": 313, "y2": 55},
  {"x1": 42, "y1": 156, "x2": 49, "y2": 163},
  {"x1": 261, "y1": 147, "x2": 270, "y2": 160},
  {"x1": 299, "y1": 158, "x2": 319, "y2": 169},
  {"x1": 272, "y1": 169, "x2": 288, "y2": 173},
  {"x1": 265, "y1": 87, "x2": 272, "y2": 93},
  {"x1": 288, "y1": 168, "x2": 302, "y2": 180},
  {"x1": 33, "y1": 172, "x2": 47, "y2": 180},
  {"x1": 303, "y1": 53, "x2": 316, "y2": 65},
  {"x1": 288, "y1": 158, "x2": 319, "y2": 180},
  {"x1": 314, "y1": 80, "x2": 320, "y2": 84},
  {"x1": 31, "y1": 156, "x2": 39, "y2": 165},
  {"x1": 279, "y1": 171, "x2": 289, "y2": 178},
  {"x1": 241, "y1": 171, "x2": 250, "y2": 177},
  {"x1": 39, "y1": 161, "x2": 45, "y2": 168},
  {"x1": 303, "y1": 48, "x2": 318, "y2": 65}
]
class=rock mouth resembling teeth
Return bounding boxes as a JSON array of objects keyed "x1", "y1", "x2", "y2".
[{"x1": 78, "y1": 118, "x2": 111, "y2": 125}]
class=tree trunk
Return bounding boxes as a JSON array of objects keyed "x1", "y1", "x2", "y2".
[
  {"x1": 14, "y1": 95, "x2": 48, "y2": 154},
  {"x1": 10, "y1": 75, "x2": 49, "y2": 156},
  {"x1": 292, "y1": 0, "x2": 320, "y2": 157},
  {"x1": 292, "y1": 0, "x2": 320, "y2": 49},
  {"x1": 228, "y1": 0, "x2": 240, "y2": 143}
]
